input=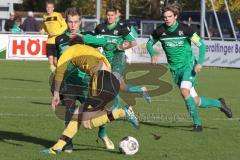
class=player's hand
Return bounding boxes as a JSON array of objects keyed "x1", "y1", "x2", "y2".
[
  {"x1": 51, "y1": 91, "x2": 60, "y2": 112},
  {"x1": 117, "y1": 45, "x2": 125, "y2": 51},
  {"x1": 151, "y1": 56, "x2": 158, "y2": 64},
  {"x1": 195, "y1": 64, "x2": 202, "y2": 73},
  {"x1": 117, "y1": 41, "x2": 131, "y2": 51}
]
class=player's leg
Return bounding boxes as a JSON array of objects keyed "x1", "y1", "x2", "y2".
[
  {"x1": 41, "y1": 106, "x2": 83, "y2": 154},
  {"x1": 191, "y1": 87, "x2": 232, "y2": 118},
  {"x1": 59, "y1": 81, "x2": 82, "y2": 153},
  {"x1": 46, "y1": 44, "x2": 57, "y2": 72},
  {"x1": 62, "y1": 96, "x2": 76, "y2": 153},
  {"x1": 82, "y1": 70, "x2": 139, "y2": 129},
  {"x1": 175, "y1": 65, "x2": 202, "y2": 131},
  {"x1": 180, "y1": 81, "x2": 202, "y2": 132},
  {"x1": 81, "y1": 105, "x2": 139, "y2": 129},
  {"x1": 112, "y1": 52, "x2": 151, "y2": 104}
]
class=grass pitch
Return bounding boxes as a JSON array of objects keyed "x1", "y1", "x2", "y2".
[{"x1": 0, "y1": 61, "x2": 239, "y2": 160}]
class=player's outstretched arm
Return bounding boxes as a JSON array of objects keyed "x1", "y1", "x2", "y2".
[{"x1": 190, "y1": 33, "x2": 206, "y2": 73}]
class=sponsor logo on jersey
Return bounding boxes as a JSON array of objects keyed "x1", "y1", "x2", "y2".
[
  {"x1": 162, "y1": 32, "x2": 167, "y2": 36},
  {"x1": 178, "y1": 30, "x2": 184, "y2": 36},
  {"x1": 113, "y1": 30, "x2": 119, "y2": 35},
  {"x1": 101, "y1": 29, "x2": 105, "y2": 32},
  {"x1": 165, "y1": 41, "x2": 184, "y2": 47}
]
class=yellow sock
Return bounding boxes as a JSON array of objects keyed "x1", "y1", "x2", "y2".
[
  {"x1": 112, "y1": 109, "x2": 126, "y2": 119},
  {"x1": 62, "y1": 120, "x2": 80, "y2": 139},
  {"x1": 89, "y1": 114, "x2": 110, "y2": 129},
  {"x1": 52, "y1": 139, "x2": 66, "y2": 150},
  {"x1": 88, "y1": 109, "x2": 126, "y2": 128},
  {"x1": 52, "y1": 120, "x2": 80, "y2": 150}
]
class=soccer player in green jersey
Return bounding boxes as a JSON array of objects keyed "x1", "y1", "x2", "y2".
[
  {"x1": 146, "y1": 4, "x2": 232, "y2": 132},
  {"x1": 54, "y1": 7, "x2": 120, "y2": 151},
  {"x1": 95, "y1": 7, "x2": 151, "y2": 111}
]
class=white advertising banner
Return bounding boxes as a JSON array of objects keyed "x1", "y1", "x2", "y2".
[
  {"x1": 202, "y1": 40, "x2": 240, "y2": 68},
  {"x1": 6, "y1": 34, "x2": 48, "y2": 60},
  {"x1": 125, "y1": 38, "x2": 240, "y2": 68},
  {"x1": 0, "y1": 34, "x2": 9, "y2": 52},
  {"x1": 1, "y1": 34, "x2": 240, "y2": 68},
  {"x1": 125, "y1": 38, "x2": 167, "y2": 64}
]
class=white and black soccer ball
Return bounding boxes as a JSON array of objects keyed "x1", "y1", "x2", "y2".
[{"x1": 119, "y1": 136, "x2": 139, "y2": 155}]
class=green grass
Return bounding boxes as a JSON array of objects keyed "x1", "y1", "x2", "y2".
[
  {"x1": 0, "y1": 61, "x2": 240, "y2": 160},
  {"x1": 0, "y1": 50, "x2": 6, "y2": 59}
]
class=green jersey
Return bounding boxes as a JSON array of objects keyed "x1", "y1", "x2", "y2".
[
  {"x1": 95, "y1": 20, "x2": 136, "y2": 64},
  {"x1": 147, "y1": 21, "x2": 206, "y2": 70}
]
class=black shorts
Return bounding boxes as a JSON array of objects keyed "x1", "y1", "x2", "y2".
[
  {"x1": 46, "y1": 44, "x2": 57, "y2": 57},
  {"x1": 83, "y1": 70, "x2": 120, "y2": 112}
]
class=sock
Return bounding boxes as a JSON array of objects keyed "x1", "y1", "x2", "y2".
[
  {"x1": 199, "y1": 97, "x2": 221, "y2": 108},
  {"x1": 88, "y1": 109, "x2": 126, "y2": 128},
  {"x1": 62, "y1": 120, "x2": 80, "y2": 139},
  {"x1": 185, "y1": 95, "x2": 201, "y2": 125},
  {"x1": 112, "y1": 109, "x2": 126, "y2": 119},
  {"x1": 98, "y1": 125, "x2": 107, "y2": 138},
  {"x1": 52, "y1": 120, "x2": 80, "y2": 150},
  {"x1": 113, "y1": 95, "x2": 119, "y2": 108},
  {"x1": 127, "y1": 84, "x2": 143, "y2": 94},
  {"x1": 52, "y1": 139, "x2": 67, "y2": 151}
]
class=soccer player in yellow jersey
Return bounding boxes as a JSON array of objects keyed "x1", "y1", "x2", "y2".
[
  {"x1": 41, "y1": 44, "x2": 139, "y2": 154},
  {"x1": 40, "y1": 1, "x2": 67, "y2": 71}
]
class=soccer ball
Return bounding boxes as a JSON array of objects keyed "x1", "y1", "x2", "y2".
[{"x1": 119, "y1": 136, "x2": 139, "y2": 155}]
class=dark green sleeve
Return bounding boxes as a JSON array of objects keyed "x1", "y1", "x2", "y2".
[
  {"x1": 146, "y1": 36, "x2": 158, "y2": 57},
  {"x1": 190, "y1": 33, "x2": 206, "y2": 64},
  {"x1": 124, "y1": 32, "x2": 136, "y2": 42},
  {"x1": 82, "y1": 34, "x2": 107, "y2": 46}
]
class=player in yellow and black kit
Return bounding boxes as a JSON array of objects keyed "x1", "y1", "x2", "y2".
[
  {"x1": 54, "y1": 7, "x2": 122, "y2": 151},
  {"x1": 41, "y1": 44, "x2": 139, "y2": 155},
  {"x1": 40, "y1": 1, "x2": 67, "y2": 71}
]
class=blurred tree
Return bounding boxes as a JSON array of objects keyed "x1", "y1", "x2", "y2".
[
  {"x1": 206, "y1": 0, "x2": 240, "y2": 11},
  {"x1": 206, "y1": 0, "x2": 240, "y2": 28}
]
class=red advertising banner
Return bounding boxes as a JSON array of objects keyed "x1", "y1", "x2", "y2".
[{"x1": 6, "y1": 34, "x2": 48, "y2": 60}]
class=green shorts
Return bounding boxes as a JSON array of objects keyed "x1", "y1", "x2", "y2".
[
  {"x1": 61, "y1": 68, "x2": 90, "y2": 103},
  {"x1": 170, "y1": 62, "x2": 197, "y2": 88},
  {"x1": 111, "y1": 51, "x2": 126, "y2": 76}
]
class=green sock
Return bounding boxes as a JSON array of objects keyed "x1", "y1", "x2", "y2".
[
  {"x1": 113, "y1": 95, "x2": 119, "y2": 108},
  {"x1": 127, "y1": 84, "x2": 142, "y2": 94},
  {"x1": 199, "y1": 97, "x2": 221, "y2": 108},
  {"x1": 185, "y1": 96, "x2": 201, "y2": 125},
  {"x1": 98, "y1": 125, "x2": 107, "y2": 138}
]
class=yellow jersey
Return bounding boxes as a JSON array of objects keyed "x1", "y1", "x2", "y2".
[
  {"x1": 55, "y1": 44, "x2": 111, "y2": 82},
  {"x1": 40, "y1": 12, "x2": 67, "y2": 44}
]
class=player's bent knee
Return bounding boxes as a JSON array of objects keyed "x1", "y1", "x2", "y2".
[
  {"x1": 181, "y1": 88, "x2": 190, "y2": 98},
  {"x1": 81, "y1": 120, "x2": 91, "y2": 129}
]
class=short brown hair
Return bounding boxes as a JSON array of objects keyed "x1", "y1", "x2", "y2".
[
  {"x1": 46, "y1": 1, "x2": 55, "y2": 6},
  {"x1": 106, "y1": 7, "x2": 116, "y2": 14},
  {"x1": 162, "y1": 3, "x2": 181, "y2": 17},
  {"x1": 65, "y1": 7, "x2": 82, "y2": 21}
]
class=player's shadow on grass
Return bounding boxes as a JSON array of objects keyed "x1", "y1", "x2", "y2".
[
  {"x1": 140, "y1": 122, "x2": 219, "y2": 131},
  {"x1": 74, "y1": 143, "x2": 120, "y2": 154},
  {"x1": 1, "y1": 77, "x2": 43, "y2": 83},
  {"x1": 0, "y1": 130, "x2": 55, "y2": 148},
  {"x1": 31, "y1": 101, "x2": 51, "y2": 106}
]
